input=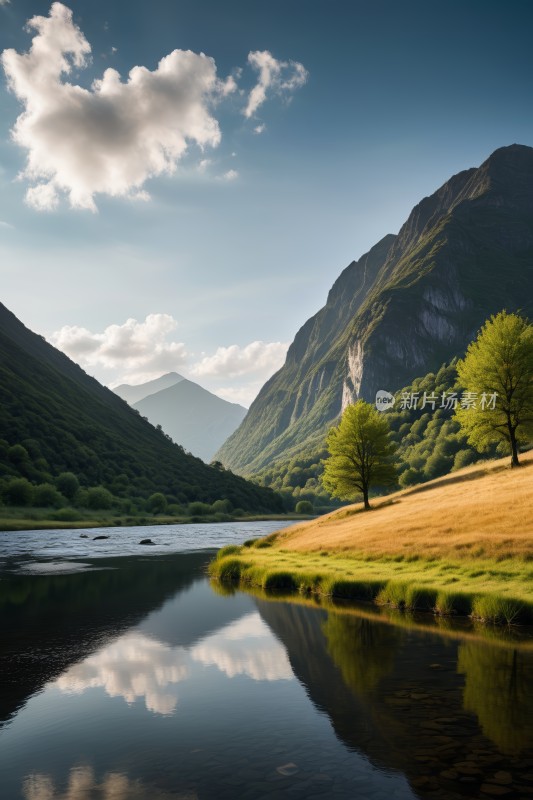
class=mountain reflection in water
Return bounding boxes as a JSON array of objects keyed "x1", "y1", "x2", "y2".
[{"x1": 1, "y1": 550, "x2": 532, "y2": 799}]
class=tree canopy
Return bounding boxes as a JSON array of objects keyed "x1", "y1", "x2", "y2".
[
  {"x1": 454, "y1": 311, "x2": 533, "y2": 466},
  {"x1": 323, "y1": 400, "x2": 397, "y2": 510}
]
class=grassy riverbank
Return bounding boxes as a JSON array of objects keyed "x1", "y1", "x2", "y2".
[
  {"x1": 210, "y1": 452, "x2": 533, "y2": 625},
  {"x1": 0, "y1": 510, "x2": 310, "y2": 532}
]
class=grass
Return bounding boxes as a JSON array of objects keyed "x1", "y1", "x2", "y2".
[
  {"x1": 0, "y1": 509, "x2": 304, "y2": 532},
  {"x1": 210, "y1": 452, "x2": 533, "y2": 626}
]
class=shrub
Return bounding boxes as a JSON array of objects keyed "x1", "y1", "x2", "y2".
[
  {"x1": 87, "y1": 486, "x2": 114, "y2": 510},
  {"x1": 188, "y1": 501, "x2": 212, "y2": 516},
  {"x1": 295, "y1": 500, "x2": 314, "y2": 514},
  {"x1": 3, "y1": 477, "x2": 34, "y2": 506},
  {"x1": 33, "y1": 483, "x2": 64, "y2": 508},
  {"x1": 211, "y1": 499, "x2": 232, "y2": 513},
  {"x1": 55, "y1": 472, "x2": 80, "y2": 500},
  {"x1": 147, "y1": 492, "x2": 168, "y2": 514}
]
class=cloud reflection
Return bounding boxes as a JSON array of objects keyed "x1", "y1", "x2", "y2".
[
  {"x1": 191, "y1": 612, "x2": 293, "y2": 681},
  {"x1": 56, "y1": 632, "x2": 189, "y2": 715},
  {"x1": 23, "y1": 765, "x2": 196, "y2": 799},
  {"x1": 54, "y1": 612, "x2": 292, "y2": 716}
]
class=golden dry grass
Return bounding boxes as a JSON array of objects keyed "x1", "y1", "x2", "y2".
[{"x1": 275, "y1": 451, "x2": 533, "y2": 561}]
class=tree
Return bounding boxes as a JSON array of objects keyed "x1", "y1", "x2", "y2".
[
  {"x1": 295, "y1": 500, "x2": 314, "y2": 514},
  {"x1": 56, "y1": 472, "x2": 80, "y2": 500},
  {"x1": 87, "y1": 486, "x2": 114, "y2": 510},
  {"x1": 147, "y1": 492, "x2": 167, "y2": 514},
  {"x1": 322, "y1": 400, "x2": 397, "y2": 510},
  {"x1": 454, "y1": 311, "x2": 533, "y2": 467},
  {"x1": 2, "y1": 477, "x2": 34, "y2": 506}
]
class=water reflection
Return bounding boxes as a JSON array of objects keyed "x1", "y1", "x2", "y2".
[
  {"x1": 323, "y1": 613, "x2": 400, "y2": 694},
  {"x1": 56, "y1": 633, "x2": 190, "y2": 715},
  {"x1": 190, "y1": 612, "x2": 293, "y2": 681},
  {"x1": 255, "y1": 594, "x2": 533, "y2": 798},
  {"x1": 54, "y1": 612, "x2": 293, "y2": 717},
  {"x1": 3, "y1": 551, "x2": 533, "y2": 800},
  {"x1": 458, "y1": 641, "x2": 533, "y2": 754},
  {"x1": 23, "y1": 766, "x2": 194, "y2": 799}
]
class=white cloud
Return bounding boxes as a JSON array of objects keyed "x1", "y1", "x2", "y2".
[
  {"x1": 220, "y1": 168, "x2": 238, "y2": 181},
  {"x1": 254, "y1": 123, "x2": 266, "y2": 135},
  {"x1": 49, "y1": 313, "x2": 189, "y2": 383},
  {"x1": 49, "y1": 314, "x2": 288, "y2": 406},
  {"x1": 2, "y1": 3, "x2": 235, "y2": 211},
  {"x1": 0, "y1": 220, "x2": 14, "y2": 229},
  {"x1": 244, "y1": 50, "x2": 307, "y2": 119},
  {"x1": 0, "y1": 1, "x2": 11, "y2": 7},
  {"x1": 191, "y1": 340, "x2": 288, "y2": 380}
]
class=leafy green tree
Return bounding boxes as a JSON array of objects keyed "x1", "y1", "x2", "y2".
[
  {"x1": 295, "y1": 500, "x2": 313, "y2": 514},
  {"x1": 455, "y1": 311, "x2": 533, "y2": 467},
  {"x1": 323, "y1": 400, "x2": 397, "y2": 510},
  {"x1": 3, "y1": 477, "x2": 34, "y2": 506},
  {"x1": 55, "y1": 472, "x2": 80, "y2": 500},
  {"x1": 33, "y1": 483, "x2": 64, "y2": 508},
  {"x1": 147, "y1": 492, "x2": 167, "y2": 514},
  {"x1": 87, "y1": 486, "x2": 114, "y2": 510}
]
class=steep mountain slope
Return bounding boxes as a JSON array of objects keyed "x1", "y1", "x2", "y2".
[
  {"x1": 113, "y1": 372, "x2": 184, "y2": 405},
  {"x1": 133, "y1": 379, "x2": 247, "y2": 462},
  {"x1": 217, "y1": 144, "x2": 533, "y2": 473},
  {"x1": 0, "y1": 303, "x2": 281, "y2": 511}
]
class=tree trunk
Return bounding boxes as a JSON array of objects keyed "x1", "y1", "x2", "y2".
[
  {"x1": 508, "y1": 422, "x2": 520, "y2": 467},
  {"x1": 363, "y1": 486, "x2": 371, "y2": 510}
]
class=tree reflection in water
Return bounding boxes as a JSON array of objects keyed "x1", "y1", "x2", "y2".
[
  {"x1": 458, "y1": 641, "x2": 533, "y2": 754},
  {"x1": 323, "y1": 613, "x2": 401, "y2": 695}
]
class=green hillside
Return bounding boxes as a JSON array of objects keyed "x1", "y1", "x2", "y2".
[
  {"x1": 217, "y1": 144, "x2": 533, "y2": 475},
  {"x1": 0, "y1": 302, "x2": 282, "y2": 514}
]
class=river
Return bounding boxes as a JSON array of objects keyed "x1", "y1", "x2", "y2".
[{"x1": 1, "y1": 523, "x2": 532, "y2": 799}]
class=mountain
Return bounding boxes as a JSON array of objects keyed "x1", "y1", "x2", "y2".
[
  {"x1": 217, "y1": 144, "x2": 533, "y2": 474},
  {"x1": 0, "y1": 302, "x2": 281, "y2": 511},
  {"x1": 113, "y1": 372, "x2": 184, "y2": 405},
  {"x1": 131, "y1": 379, "x2": 247, "y2": 463}
]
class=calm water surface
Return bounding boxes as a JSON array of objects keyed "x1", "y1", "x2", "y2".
[{"x1": 1, "y1": 523, "x2": 532, "y2": 800}]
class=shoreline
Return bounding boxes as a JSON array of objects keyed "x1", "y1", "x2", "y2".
[
  {"x1": 209, "y1": 544, "x2": 533, "y2": 626},
  {"x1": 0, "y1": 512, "x2": 312, "y2": 533},
  {"x1": 209, "y1": 453, "x2": 533, "y2": 627}
]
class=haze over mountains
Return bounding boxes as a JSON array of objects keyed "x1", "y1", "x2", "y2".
[
  {"x1": 114, "y1": 373, "x2": 185, "y2": 406},
  {"x1": 217, "y1": 144, "x2": 533, "y2": 474},
  {"x1": 114, "y1": 373, "x2": 247, "y2": 462}
]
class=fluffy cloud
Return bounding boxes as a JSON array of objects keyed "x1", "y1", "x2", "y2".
[
  {"x1": 244, "y1": 50, "x2": 308, "y2": 119},
  {"x1": 49, "y1": 313, "x2": 189, "y2": 383},
  {"x1": 191, "y1": 340, "x2": 288, "y2": 380},
  {"x1": 2, "y1": 3, "x2": 234, "y2": 210},
  {"x1": 49, "y1": 314, "x2": 288, "y2": 405}
]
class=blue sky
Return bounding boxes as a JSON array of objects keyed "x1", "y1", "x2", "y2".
[{"x1": 1, "y1": 0, "x2": 533, "y2": 405}]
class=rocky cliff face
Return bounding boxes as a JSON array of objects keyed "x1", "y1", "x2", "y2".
[{"x1": 217, "y1": 144, "x2": 533, "y2": 473}]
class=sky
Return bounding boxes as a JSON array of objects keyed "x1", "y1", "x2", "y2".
[{"x1": 1, "y1": 0, "x2": 533, "y2": 406}]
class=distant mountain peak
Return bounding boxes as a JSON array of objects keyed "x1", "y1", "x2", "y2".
[
  {"x1": 113, "y1": 372, "x2": 185, "y2": 405},
  {"x1": 132, "y1": 378, "x2": 246, "y2": 462}
]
